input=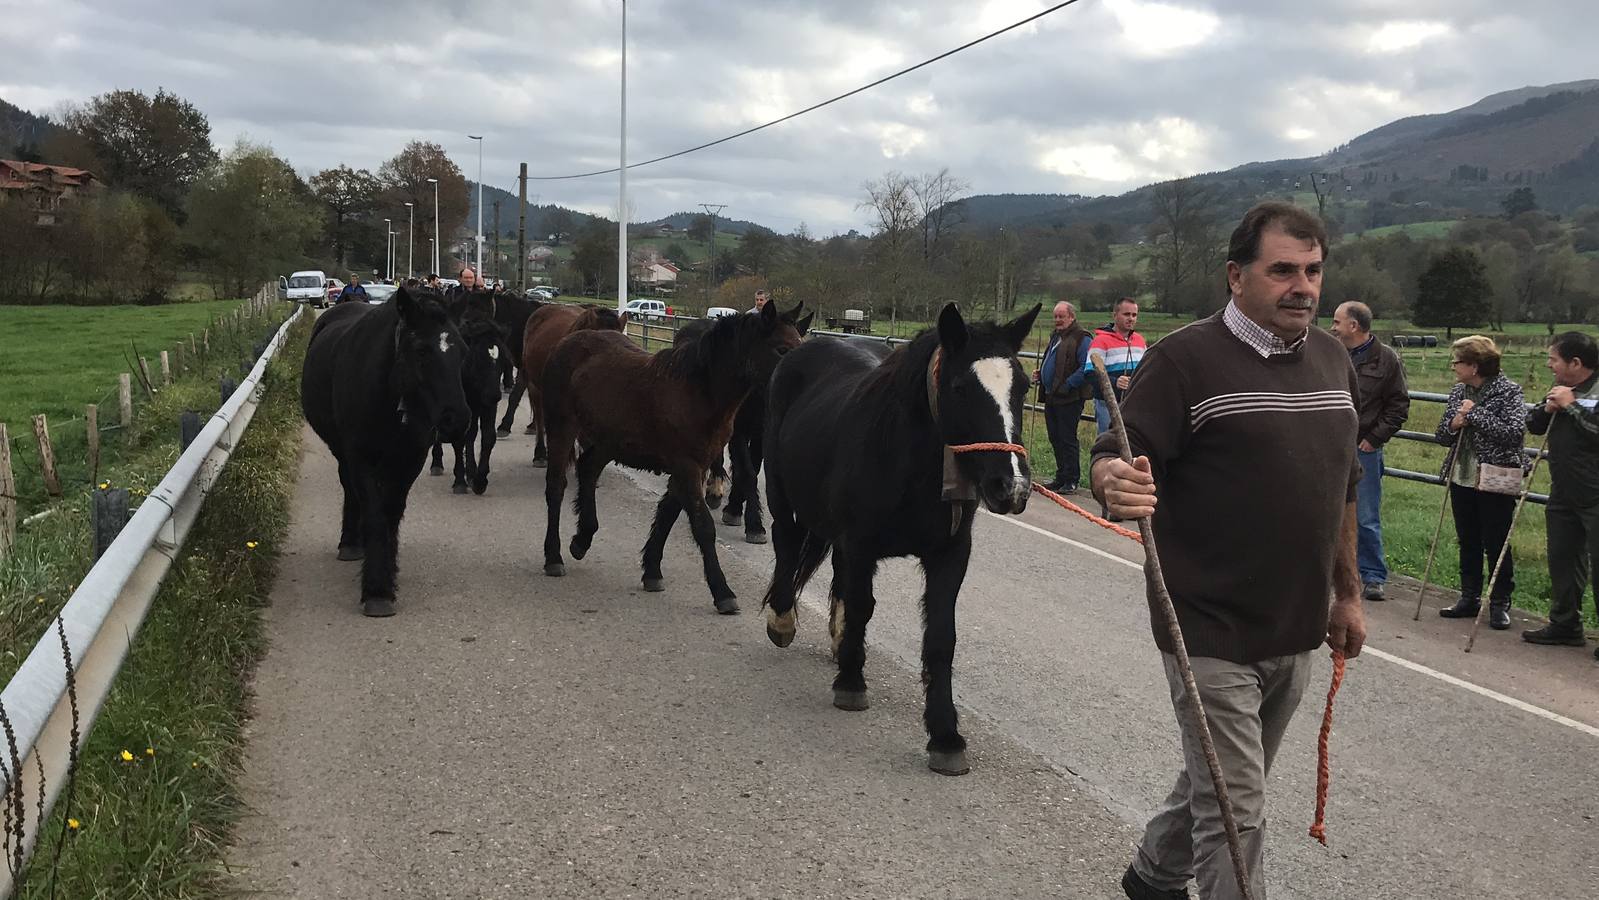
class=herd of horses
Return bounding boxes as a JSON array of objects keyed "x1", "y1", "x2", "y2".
[{"x1": 301, "y1": 284, "x2": 1041, "y2": 775}]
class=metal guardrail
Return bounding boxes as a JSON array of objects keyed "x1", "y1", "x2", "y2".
[
  {"x1": 0, "y1": 299, "x2": 302, "y2": 894},
  {"x1": 628, "y1": 315, "x2": 1555, "y2": 504}
]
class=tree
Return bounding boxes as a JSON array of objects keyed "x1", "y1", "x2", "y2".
[
  {"x1": 686, "y1": 214, "x2": 713, "y2": 242},
  {"x1": 859, "y1": 172, "x2": 921, "y2": 326},
  {"x1": 1145, "y1": 177, "x2": 1223, "y2": 316},
  {"x1": 185, "y1": 140, "x2": 324, "y2": 297},
  {"x1": 1412, "y1": 247, "x2": 1492, "y2": 337},
  {"x1": 569, "y1": 218, "x2": 617, "y2": 295},
  {"x1": 545, "y1": 207, "x2": 574, "y2": 246},
  {"x1": 310, "y1": 165, "x2": 382, "y2": 268},
  {"x1": 736, "y1": 225, "x2": 783, "y2": 277},
  {"x1": 377, "y1": 141, "x2": 468, "y2": 275},
  {"x1": 65, "y1": 88, "x2": 217, "y2": 221},
  {"x1": 1501, "y1": 187, "x2": 1538, "y2": 219},
  {"x1": 909, "y1": 167, "x2": 969, "y2": 261}
]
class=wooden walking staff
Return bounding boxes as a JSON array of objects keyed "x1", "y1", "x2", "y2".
[
  {"x1": 1090, "y1": 354, "x2": 1255, "y2": 900},
  {"x1": 1412, "y1": 432, "x2": 1466, "y2": 621},
  {"x1": 1465, "y1": 427, "x2": 1553, "y2": 652}
]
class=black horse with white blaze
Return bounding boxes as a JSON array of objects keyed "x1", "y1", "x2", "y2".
[
  {"x1": 431, "y1": 293, "x2": 505, "y2": 494},
  {"x1": 760, "y1": 302, "x2": 1039, "y2": 775},
  {"x1": 302, "y1": 286, "x2": 470, "y2": 617}
]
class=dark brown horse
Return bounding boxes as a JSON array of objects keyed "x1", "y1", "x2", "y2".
[
  {"x1": 517, "y1": 304, "x2": 626, "y2": 466},
  {"x1": 539, "y1": 302, "x2": 804, "y2": 613}
]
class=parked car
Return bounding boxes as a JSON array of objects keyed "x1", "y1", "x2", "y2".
[
  {"x1": 283, "y1": 270, "x2": 328, "y2": 307},
  {"x1": 705, "y1": 307, "x2": 739, "y2": 318},
  {"x1": 526, "y1": 286, "x2": 558, "y2": 300},
  {"x1": 325, "y1": 279, "x2": 345, "y2": 306},
  {"x1": 623, "y1": 298, "x2": 667, "y2": 320},
  {"x1": 364, "y1": 283, "x2": 398, "y2": 304}
]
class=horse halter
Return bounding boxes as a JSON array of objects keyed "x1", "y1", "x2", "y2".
[{"x1": 926, "y1": 347, "x2": 1031, "y2": 459}]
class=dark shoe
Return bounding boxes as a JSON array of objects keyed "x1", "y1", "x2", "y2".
[
  {"x1": 1593, "y1": 646, "x2": 1598, "y2": 661},
  {"x1": 1362, "y1": 582, "x2": 1386, "y2": 601},
  {"x1": 1059, "y1": 484, "x2": 1079, "y2": 496},
  {"x1": 1438, "y1": 597, "x2": 1481, "y2": 618},
  {"x1": 1040, "y1": 480, "x2": 1064, "y2": 492},
  {"x1": 1521, "y1": 624, "x2": 1587, "y2": 646},
  {"x1": 1121, "y1": 865, "x2": 1190, "y2": 900},
  {"x1": 1489, "y1": 602, "x2": 1511, "y2": 630}
]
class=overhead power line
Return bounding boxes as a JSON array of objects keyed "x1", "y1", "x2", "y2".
[{"x1": 529, "y1": 0, "x2": 1085, "y2": 181}]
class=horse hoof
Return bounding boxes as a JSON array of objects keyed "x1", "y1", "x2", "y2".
[
  {"x1": 706, "y1": 494, "x2": 723, "y2": 510},
  {"x1": 362, "y1": 598, "x2": 396, "y2": 618},
  {"x1": 744, "y1": 531, "x2": 768, "y2": 545},
  {"x1": 496, "y1": 427, "x2": 511, "y2": 438},
  {"x1": 766, "y1": 607, "x2": 796, "y2": 647},
  {"x1": 429, "y1": 465, "x2": 444, "y2": 476},
  {"x1": 532, "y1": 458, "x2": 548, "y2": 469},
  {"x1": 544, "y1": 563, "x2": 566, "y2": 577},
  {"x1": 832, "y1": 689, "x2": 869, "y2": 711},
  {"x1": 714, "y1": 596, "x2": 740, "y2": 615},
  {"x1": 721, "y1": 509, "x2": 740, "y2": 526},
  {"x1": 452, "y1": 483, "x2": 468, "y2": 495},
  {"x1": 336, "y1": 545, "x2": 364, "y2": 562},
  {"x1": 642, "y1": 577, "x2": 665, "y2": 592},
  {"x1": 928, "y1": 749, "x2": 970, "y2": 776},
  {"x1": 524, "y1": 425, "x2": 537, "y2": 435},
  {"x1": 570, "y1": 537, "x2": 591, "y2": 560},
  {"x1": 472, "y1": 481, "x2": 487, "y2": 495}
]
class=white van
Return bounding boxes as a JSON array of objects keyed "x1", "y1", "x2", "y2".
[
  {"x1": 623, "y1": 298, "x2": 667, "y2": 320},
  {"x1": 284, "y1": 270, "x2": 328, "y2": 307},
  {"x1": 705, "y1": 307, "x2": 739, "y2": 319}
]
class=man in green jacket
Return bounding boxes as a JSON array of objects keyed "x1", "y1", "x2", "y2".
[{"x1": 1524, "y1": 331, "x2": 1599, "y2": 653}]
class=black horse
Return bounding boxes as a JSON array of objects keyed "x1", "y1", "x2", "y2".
[
  {"x1": 430, "y1": 295, "x2": 505, "y2": 494},
  {"x1": 492, "y1": 292, "x2": 545, "y2": 436},
  {"x1": 302, "y1": 286, "x2": 471, "y2": 617},
  {"x1": 681, "y1": 304, "x2": 814, "y2": 542},
  {"x1": 760, "y1": 302, "x2": 1040, "y2": 775}
]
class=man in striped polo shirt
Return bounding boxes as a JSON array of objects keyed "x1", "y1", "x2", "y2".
[{"x1": 1091, "y1": 202, "x2": 1367, "y2": 900}]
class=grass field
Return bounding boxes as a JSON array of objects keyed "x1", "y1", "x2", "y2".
[
  {"x1": 0, "y1": 297, "x2": 281, "y2": 516},
  {"x1": 1347, "y1": 220, "x2": 1459, "y2": 240}
]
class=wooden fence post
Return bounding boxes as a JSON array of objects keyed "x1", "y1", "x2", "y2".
[
  {"x1": 203, "y1": 328, "x2": 211, "y2": 354},
  {"x1": 0, "y1": 423, "x2": 15, "y2": 562},
  {"x1": 137, "y1": 356, "x2": 154, "y2": 398},
  {"x1": 86, "y1": 404, "x2": 100, "y2": 484},
  {"x1": 119, "y1": 373, "x2": 133, "y2": 426},
  {"x1": 32, "y1": 414, "x2": 61, "y2": 497},
  {"x1": 160, "y1": 350, "x2": 172, "y2": 386},
  {"x1": 189, "y1": 332, "x2": 198, "y2": 359}
]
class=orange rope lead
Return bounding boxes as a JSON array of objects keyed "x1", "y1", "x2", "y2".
[
  {"x1": 948, "y1": 441, "x2": 1028, "y2": 456},
  {"x1": 1029, "y1": 481, "x2": 1144, "y2": 543},
  {"x1": 1308, "y1": 649, "x2": 1346, "y2": 845}
]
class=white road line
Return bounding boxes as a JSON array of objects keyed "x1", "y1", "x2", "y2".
[{"x1": 983, "y1": 509, "x2": 1599, "y2": 740}]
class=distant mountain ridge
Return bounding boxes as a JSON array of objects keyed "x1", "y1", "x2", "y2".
[{"x1": 957, "y1": 79, "x2": 1599, "y2": 232}]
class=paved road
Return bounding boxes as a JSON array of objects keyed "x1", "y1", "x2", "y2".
[{"x1": 233, "y1": 425, "x2": 1599, "y2": 898}]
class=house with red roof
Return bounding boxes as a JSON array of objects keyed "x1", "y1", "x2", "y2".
[{"x1": 0, "y1": 160, "x2": 101, "y2": 225}]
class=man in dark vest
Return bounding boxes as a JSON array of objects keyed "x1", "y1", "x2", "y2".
[
  {"x1": 1035, "y1": 300, "x2": 1093, "y2": 492},
  {"x1": 1092, "y1": 201, "x2": 1366, "y2": 900}
]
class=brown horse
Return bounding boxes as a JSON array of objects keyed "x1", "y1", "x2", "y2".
[
  {"x1": 518, "y1": 304, "x2": 626, "y2": 466},
  {"x1": 540, "y1": 302, "x2": 804, "y2": 613}
]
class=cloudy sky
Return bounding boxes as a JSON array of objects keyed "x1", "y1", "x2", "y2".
[{"x1": 3, "y1": 0, "x2": 1596, "y2": 234}]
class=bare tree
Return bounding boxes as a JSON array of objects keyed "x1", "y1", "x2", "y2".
[
  {"x1": 860, "y1": 172, "x2": 921, "y2": 328},
  {"x1": 910, "y1": 167, "x2": 970, "y2": 261},
  {"x1": 1145, "y1": 177, "x2": 1224, "y2": 316}
]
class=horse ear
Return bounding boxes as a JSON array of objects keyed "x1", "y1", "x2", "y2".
[
  {"x1": 1002, "y1": 304, "x2": 1043, "y2": 353},
  {"x1": 937, "y1": 302, "x2": 968, "y2": 355},
  {"x1": 759, "y1": 299, "x2": 778, "y2": 323},
  {"x1": 796, "y1": 310, "x2": 815, "y2": 336},
  {"x1": 395, "y1": 286, "x2": 420, "y2": 324}
]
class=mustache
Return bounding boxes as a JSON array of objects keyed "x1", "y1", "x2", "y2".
[{"x1": 1277, "y1": 293, "x2": 1316, "y2": 309}]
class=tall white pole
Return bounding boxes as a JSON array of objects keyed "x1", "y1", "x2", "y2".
[
  {"x1": 469, "y1": 135, "x2": 484, "y2": 274},
  {"x1": 405, "y1": 201, "x2": 414, "y2": 277},
  {"x1": 617, "y1": 0, "x2": 628, "y2": 313},
  {"x1": 384, "y1": 218, "x2": 392, "y2": 281},
  {"x1": 428, "y1": 178, "x2": 440, "y2": 275}
]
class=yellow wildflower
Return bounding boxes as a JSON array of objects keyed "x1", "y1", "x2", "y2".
[
  {"x1": 119, "y1": 750, "x2": 133, "y2": 762},
  {"x1": 145, "y1": 747, "x2": 155, "y2": 757},
  {"x1": 35, "y1": 596, "x2": 44, "y2": 604},
  {"x1": 98, "y1": 482, "x2": 109, "y2": 490},
  {"x1": 67, "y1": 818, "x2": 80, "y2": 831},
  {"x1": 245, "y1": 541, "x2": 258, "y2": 549}
]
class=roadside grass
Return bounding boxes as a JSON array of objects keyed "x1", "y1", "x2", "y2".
[
  {"x1": 1, "y1": 311, "x2": 311, "y2": 898},
  {"x1": 0, "y1": 298, "x2": 283, "y2": 516}
]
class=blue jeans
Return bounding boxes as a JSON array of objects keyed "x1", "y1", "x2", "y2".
[
  {"x1": 1356, "y1": 448, "x2": 1387, "y2": 585},
  {"x1": 1094, "y1": 398, "x2": 1112, "y2": 434}
]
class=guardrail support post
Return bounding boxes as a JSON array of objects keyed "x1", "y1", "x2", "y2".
[
  {"x1": 220, "y1": 376, "x2": 237, "y2": 405},
  {"x1": 92, "y1": 486, "x2": 130, "y2": 561},
  {"x1": 179, "y1": 411, "x2": 203, "y2": 451}
]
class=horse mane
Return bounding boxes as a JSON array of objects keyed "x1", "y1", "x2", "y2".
[
  {"x1": 650, "y1": 312, "x2": 744, "y2": 385},
  {"x1": 574, "y1": 306, "x2": 623, "y2": 331}
]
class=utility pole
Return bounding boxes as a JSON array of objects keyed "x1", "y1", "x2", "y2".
[
  {"x1": 492, "y1": 199, "x2": 501, "y2": 283},
  {"x1": 699, "y1": 202, "x2": 725, "y2": 308},
  {"x1": 517, "y1": 163, "x2": 528, "y2": 292},
  {"x1": 616, "y1": 0, "x2": 628, "y2": 313}
]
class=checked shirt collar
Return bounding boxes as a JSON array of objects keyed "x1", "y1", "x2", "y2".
[{"x1": 1223, "y1": 298, "x2": 1306, "y2": 358}]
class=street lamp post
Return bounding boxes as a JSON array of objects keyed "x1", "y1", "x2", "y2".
[
  {"x1": 383, "y1": 218, "x2": 392, "y2": 281},
  {"x1": 427, "y1": 177, "x2": 440, "y2": 275},
  {"x1": 404, "y1": 201, "x2": 414, "y2": 278},
  {"x1": 617, "y1": 0, "x2": 627, "y2": 313},
  {"x1": 468, "y1": 135, "x2": 483, "y2": 275}
]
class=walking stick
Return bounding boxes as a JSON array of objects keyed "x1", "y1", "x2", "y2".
[
  {"x1": 1412, "y1": 433, "x2": 1465, "y2": 621},
  {"x1": 1465, "y1": 427, "x2": 1553, "y2": 652},
  {"x1": 1090, "y1": 355, "x2": 1255, "y2": 900}
]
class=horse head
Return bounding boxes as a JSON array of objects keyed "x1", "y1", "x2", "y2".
[
  {"x1": 931, "y1": 301, "x2": 1041, "y2": 515},
  {"x1": 457, "y1": 315, "x2": 508, "y2": 409},
  {"x1": 394, "y1": 285, "x2": 472, "y2": 442},
  {"x1": 727, "y1": 300, "x2": 808, "y2": 388}
]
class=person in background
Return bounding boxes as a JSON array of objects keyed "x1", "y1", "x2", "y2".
[
  {"x1": 1330, "y1": 300, "x2": 1409, "y2": 601},
  {"x1": 1035, "y1": 300, "x2": 1093, "y2": 493},
  {"x1": 335, "y1": 273, "x2": 368, "y2": 304},
  {"x1": 748, "y1": 289, "x2": 769, "y2": 314},
  {"x1": 426, "y1": 273, "x2": 441, "y2": 291},
  {"x1": 1086, "y1": 297, "x2": 1146, "y2": 434},
  {"x1": 1524, "y1": 331, "x2": 1599, "y2": 652},
  {"x1": 1434, "y1": 335, "x2": 1526, "y2": 631}
]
